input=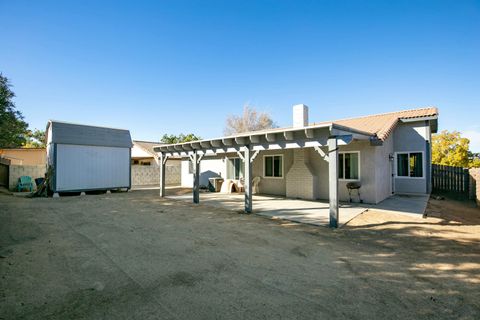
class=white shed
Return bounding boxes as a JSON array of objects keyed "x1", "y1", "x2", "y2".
[{"x1": 46, "y1": 120, "x2": 133, "y2": 194}]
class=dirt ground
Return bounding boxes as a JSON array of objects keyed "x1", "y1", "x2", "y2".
[{"x1": 1, "y1": 190, "x2": 479, "y2": 320}]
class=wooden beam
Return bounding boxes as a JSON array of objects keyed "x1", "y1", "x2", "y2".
[
  {"x1": 244, "y1": 145, "x2": 253, "y2": 213},
  {"x1": 235, "y1": 136, "x2": 248, "y2": 144},
  {"x1": 200, "y1": 141, "x2": 212, "y2": 148},
  {"x1": 284, "y1": 131, "x2": 295, "y2": 141},
  {"x1": 305, "y1": 128, "x2": 315, "y2": 139},
  {"x1": 222, "y1": 138, "x2": 234, "y2": 146},
  {"x1": 313, "y1": 146, "x2": 328, "y2": 161},
  {"x1": 249, "y1": 135, "x2": 261, "y2": 143},
  {"x1": 211, "y1": 139, "x2": 223, "y2": 147},
  {"x1": 328, "y1": 138, "x2": 339, "y2": 228},
  {"x1": 265, "y1": 133, "x2": 276, "y2": 142},
  {"x1": 193, "y1": 151, "x2": 200, "y2": 204},
  {"x1": 159, "y1": 153, "x2": 166, "y2": 197}
]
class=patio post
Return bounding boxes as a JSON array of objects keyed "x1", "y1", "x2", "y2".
[
  {"x1": 193, "y1": 151, "x2": 200, "y2": 204},
  {"x1": 159, "y1": 153, "x2": 166, "y2": 197},
  {"x1": 328, "y1": 137, "x2": 339, "y2": 228},
  {"x1": 244, "y1": 145, "x2": 253, "y2": 213}
]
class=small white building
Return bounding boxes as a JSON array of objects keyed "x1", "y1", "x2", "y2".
[{"x1": 46, "y1": 120, "x2": 133, "y2": 194}]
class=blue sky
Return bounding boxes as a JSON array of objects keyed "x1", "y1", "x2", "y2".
[{"x1": 1, "y1": 0, "x2": 479, "y2": 150}]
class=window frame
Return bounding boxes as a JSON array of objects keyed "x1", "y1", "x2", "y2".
[
  {"x1": 263, "y1": 154, "x2": 284, "y2": 179},
  {"x1": 394, "y1": 151, "x2": 425, "y2": 179},
  {"x1": 226, "y1": 157, "x2": 243, "y2": 180},
  {"x1": 338, "y1": 151, "x2": 361, "y2": 182}
]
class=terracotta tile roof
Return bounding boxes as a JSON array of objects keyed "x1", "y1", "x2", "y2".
[{"x1": 313, "y1": 107, "x2": 438, "y2": 141}]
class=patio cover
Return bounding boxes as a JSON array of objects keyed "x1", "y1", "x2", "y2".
[{"x1": 154, "y1": 122, "x2": 375, "y2": 228}]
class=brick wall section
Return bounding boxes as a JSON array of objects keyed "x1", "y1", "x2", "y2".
[
  {"x1": 131, "y1": 162, "x2": 181, "y2": 186},
  {"x1": 9, "y1": 165, "x2": 46, "y2": 190},
  {"x1": 286, "y1": 149, "x2": 317, "y2": 200},
  {"x1": 469, "y1": 168, "x2": 480, "y2": 206}
]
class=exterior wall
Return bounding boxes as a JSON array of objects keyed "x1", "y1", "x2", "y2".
[
  {"x1": 181, "y1": 158, "x2": 226, "y2": 188},
  {"x1": 0, "y1": 149, "x2": 46, "y2": 166},
  {"x1": 469, "y1": 168, "x2": 480, "y2": 206},
  {"x1": 374, "y1": 135, "x2": 394, "y2": 203},
  {"x1": 393, "y1": 121, "x2": 429, "y2": 194},
  {"x1": 8, "y1": 165, "x2": 46, "y2": 190},
  {"x1": 286, "y1": 149, "x2": 318, "y2": 200},
  {"x1": 55, "y1": 144, "x2": 130, "y2": 192},
  {"x1": 252, "y1": 149, "x2": 294, "y2": 196},
  {"x1": 131, "y1": 160, "x2": 180, "y2": 186}
]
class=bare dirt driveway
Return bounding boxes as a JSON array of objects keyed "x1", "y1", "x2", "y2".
[{"x1": 1, "y1": 190, "x2": 479, "y2": 320}]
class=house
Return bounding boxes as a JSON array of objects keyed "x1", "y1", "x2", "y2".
[
  {"x1": 130, "y1": 140, "x2": 182, "y2": 187},
  {"x1": 131, "y1": 140, "x2": 161, "y2": 165},
  {"x1": 46, "y1": 120, "x2": 133, "y2": 195},
  {"x1": 0, "y1": 147, "x2": 46, "y2": 166},
  {"x1": 154, "y1": 105, "x2": 438, "y2": 227}
]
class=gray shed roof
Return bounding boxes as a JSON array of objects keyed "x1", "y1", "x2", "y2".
[{"x1": 47, "y1": 120, "x2": 133, "y2": 148}]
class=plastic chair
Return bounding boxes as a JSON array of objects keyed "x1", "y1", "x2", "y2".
[
  {"x1": 17, "y1": 176, "x2": 34, "y2": 192},
  {"x1": 252, "y1": 176, "x2": 261, "y2": 194}
]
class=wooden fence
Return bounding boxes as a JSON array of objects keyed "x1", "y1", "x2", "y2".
[{"x1": 432, "y1": 164, "x2": 469, "y2": 195}]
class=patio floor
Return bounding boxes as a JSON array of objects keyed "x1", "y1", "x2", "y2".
[
  {"x1": 167, "y1": 191, "x2": 430, "y2": 227},
  {"x1": 168, "y1": 193, "x2": 368, "y2": 227}
]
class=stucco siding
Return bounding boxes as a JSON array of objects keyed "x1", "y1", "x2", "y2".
[
  {"x1": 181, "y1": 158, "x2": 225, "y2": 188},
  {"x1": 252, "y1": 149, "x2": 294, "y2": 196},
  {"x1": 374, "y1": 135, "x2": 394, "y2": 203},
  {"x1": 393, "y1": 121, "x2": 428, "y2": 194}
]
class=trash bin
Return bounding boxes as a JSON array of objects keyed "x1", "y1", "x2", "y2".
[{"x1": 208, "y1": 177, "x2": 224, "y2": 192}]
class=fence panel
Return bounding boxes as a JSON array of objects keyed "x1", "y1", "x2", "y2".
[{"x1": 432, "y1": 164, "x2": 469, "y2": 195}]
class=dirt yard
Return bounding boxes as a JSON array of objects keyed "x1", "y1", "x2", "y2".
[{"x1": 1, "y1": 190, "x2": 479, "y2": 320}]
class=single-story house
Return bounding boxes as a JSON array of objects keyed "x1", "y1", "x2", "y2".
[
  {"x1": 130, "y1": 140, "x2": 182, "y2": 187},
  {"x1": 131, "y1": 140, "x2": 161, "y2": 165},
  {"x1": 46, "y1": 120, "x2": 133, "y2": 195},
  {"x1": 154, "y1": 105, "x2": 438, "y2": 227}
]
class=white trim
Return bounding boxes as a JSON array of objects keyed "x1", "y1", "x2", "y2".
[
  {"x1": 338, "y1": 151, "x2": 361, "y2": 182},
  {"x1": 263, "y1": 154, "x2": 284, "y2": 179},
  {"x1": 394, "y1": 151, "x2": 426, "y2": 179}
]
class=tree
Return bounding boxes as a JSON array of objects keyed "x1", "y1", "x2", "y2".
[
  {"x1": 224, "y1": 105, "x2": 276, "y2": 135},
  {"x1": 160, "y1": 133, "x2": 201, "y2": 144},
  {"x1": 24, "y1": 129, "x2": 46, "y2": 148},
  {"x1": 0, "y1": 74, "x2": 28, "y2": 147},
  {"x1": 432, "y1": 130, "x2": 469, "y2": 167}
]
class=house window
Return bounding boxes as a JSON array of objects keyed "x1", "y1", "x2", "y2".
[
  {"x1": 397, "y1": 152, "x2": 423, "y2": 178},
  {"x1": 339, "y1": 152, "x2": 360, "y2": 180},
  {"x1": 227, "y1": 158, "x2": 243, "y2": 179},
  {"x1": 264, "y1": 155, "x2": 283, "y2": 178}
]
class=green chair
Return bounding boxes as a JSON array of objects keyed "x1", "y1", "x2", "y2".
[{"x1": 17, "y1": 176, "x2": 34, "y2": 192}]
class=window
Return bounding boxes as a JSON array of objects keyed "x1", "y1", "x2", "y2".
[
  {"x1": 227, "y1": 158, "x2": 244, "y2": 179},
  {"x1": 338, "y1": 152, "x2": 359, "y2": 180},
  {"x1": 264, "y1": 155, "x2": 283, "y2": 178},
  {"x1": 396, "y1": 152, "x2": 423, "y2": 178}
]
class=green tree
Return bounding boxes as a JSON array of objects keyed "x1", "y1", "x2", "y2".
[
  {"x1": 160, "y1": 133, "x2": 201, "y2": 144},
  {"x1": 432, "y1": 130, "x2": 469, "y2": 167},
  {"x1": 24, "y1": 129, "x2": 46, "y2": 148},
  {"x1": 0, "y1": 74, "x2": 28, "y2": 147},
  {"x1": 224, "y1": 105, "x2": 276, "y2": 135}
]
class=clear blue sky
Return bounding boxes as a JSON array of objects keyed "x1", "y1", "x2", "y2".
[{"x1": 1, "y1": 0, "x2": 479, "y2": 150}]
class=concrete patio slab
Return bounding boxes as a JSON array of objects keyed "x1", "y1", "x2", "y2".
[
  {"x1": 373, "y1": 194, "x2": 430, "y2": 217},
  {"x1": 168, "y1": 193, "x2": 368, "y2": 227}
]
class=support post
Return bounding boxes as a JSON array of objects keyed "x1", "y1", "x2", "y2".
[
  {"x1": 193, "y1": 151, "x2": 200, "y2": 203},
  {"x1": 244, "y1": 145, "x2": 253, "y2": 213},
  {"x1": 159, "y1": 153, "x2": 166, "y2": 197},
  {"x1": 328, "y1": 137, "x2": 339, "y2": 228}
]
